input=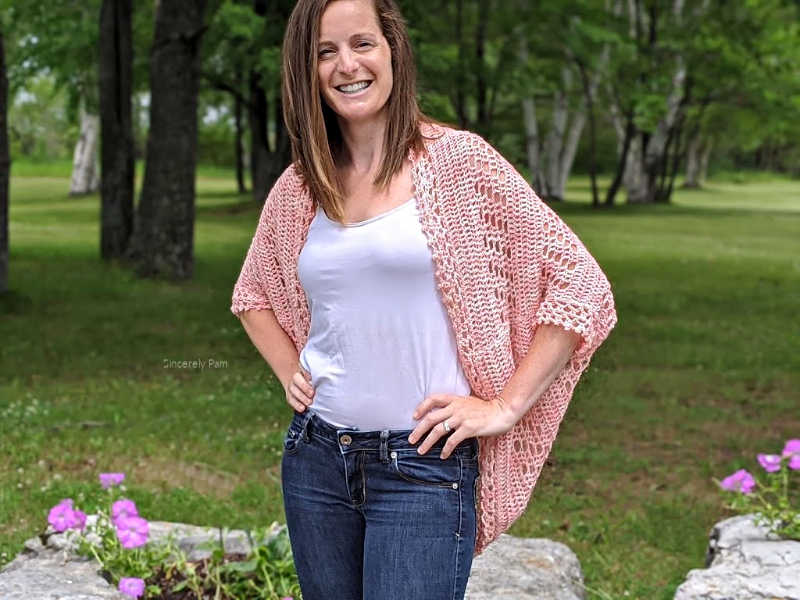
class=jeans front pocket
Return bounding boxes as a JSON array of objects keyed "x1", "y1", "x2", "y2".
[{"x1": 390, "y1": 449, "x2": 462, "y2": 489}]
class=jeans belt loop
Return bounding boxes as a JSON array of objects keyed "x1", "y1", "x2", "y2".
[
  {"x1": 379, "y1": 430, "x2": 389, "y2": 462},
  {"x1": 300, "y1": 410, "x2": 312, "y2": 442}
]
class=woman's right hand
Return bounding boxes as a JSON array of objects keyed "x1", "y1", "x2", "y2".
[{"x1": 285, "y1": 363, "x2": 315, "y2": 412}]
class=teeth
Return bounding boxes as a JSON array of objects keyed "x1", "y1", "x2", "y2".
[{"x1": 337, "y1": 81, "x2": 370, "y2": 93}]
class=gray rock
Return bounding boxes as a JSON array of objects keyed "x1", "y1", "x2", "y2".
[
  {"x1": 0, "y1": 536, "x2": 125, "y2": 600},
  {"x1": 1, "y1": 520, "x2": 584, "y2": 599},
  {"x1": 0, "y1": 517, "x2": 285, "y2": 600},
  {"x1": 465, "y1": 533, "x2": 586, "y2": 599},
  {"x1": 674, "y1": 514, "x2": 800, "y2": 600}
]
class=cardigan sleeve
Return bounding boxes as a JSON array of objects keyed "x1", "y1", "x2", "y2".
[
  {"x1": 230, "y1": 200, "x2": 274, "y2": 317},
  {"x1": 229, "y1": 171, "x2": 289, "y2": 317},
  {"x1": 464, "y1": 131, "x2": 617, "y2": 361},
  {"x1": 530, "y1": 197, "x2": 617, "y2": 360}
]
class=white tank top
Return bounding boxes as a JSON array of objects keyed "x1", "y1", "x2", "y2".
[{"x1": 297, "y1": 195, "x2": 471, "y2": 431}]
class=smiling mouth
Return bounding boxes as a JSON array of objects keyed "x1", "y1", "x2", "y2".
[{"x1": 335, "y1": 81, "x2": 372, "y2": 94}]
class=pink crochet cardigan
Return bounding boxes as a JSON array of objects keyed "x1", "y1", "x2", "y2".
[{"x1": 231, "y1": 122, "x2": 617, "y2": 557}]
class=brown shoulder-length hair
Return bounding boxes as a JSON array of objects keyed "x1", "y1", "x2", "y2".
[{"x1": 281, "y1": 0, "x2": 452, "y2": 225}]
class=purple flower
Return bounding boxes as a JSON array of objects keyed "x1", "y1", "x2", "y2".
[
  {"x1": 720, "y1": 469, "x2": 756, "y2": 494},
  {"x1": 118, "y1": 577, "x2": 145, "y2": 598},
  {"x1": 48, "y1": 500, "x2": 76, "y2": 532},
  {"x1": 71, "y1": 509, "x2": 87, "y2": 531},
  {"x1": 112, "y1": 499, "x2": 138, "y2": 527},
  {"x1": 782, "y1": 439, "x2": 800, "y2": 470},
  {"x1": 757, "y1": 453, "x2": 782, "y2": 473},
  {"x1": 116, "y1": 515, "x2": 149, "y2": 549},
  {"x1": 47, "y1": 499, "x2": 85, "y2": 533},
  {"x1": 99, "y1": 472, "x2": 126, "y2": 489}
]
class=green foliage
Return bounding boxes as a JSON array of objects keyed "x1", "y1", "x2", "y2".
[
  {"x1": 715, "y1": 456, "x2": 800, "y2": 541},
  {"x1": 2, "y1": 170, "x2": 800, "y2": 599},
  {"x1": 66, "y1": 485, "x2": 302, "y2": 600}
]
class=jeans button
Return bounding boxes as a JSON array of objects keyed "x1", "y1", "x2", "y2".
[{"x1": 340, "y1": 434, "x2": 352, "y2": 445}]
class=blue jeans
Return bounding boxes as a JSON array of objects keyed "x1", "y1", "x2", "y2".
[{"x1": 280, "y1": 408, "x2": 480, "y2": 600}]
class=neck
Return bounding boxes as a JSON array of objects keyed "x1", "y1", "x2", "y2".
[{"x1": 336, "y1": 112, "x2": 388, "y2": 174}]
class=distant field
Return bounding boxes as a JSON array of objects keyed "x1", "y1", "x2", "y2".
[{"x1": 1, "y1": 165, "x2": 798, "y2": 599}]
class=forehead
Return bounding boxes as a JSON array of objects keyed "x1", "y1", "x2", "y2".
[{"x1": 319, "y1": 0, "x2": 380, "y2": 41}]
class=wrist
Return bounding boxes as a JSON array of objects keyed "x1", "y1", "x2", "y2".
[{"x1": 492, "y1": 394, "x2": 519, "y2": 432}]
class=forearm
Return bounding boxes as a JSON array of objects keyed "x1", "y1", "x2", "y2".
[
  {"x1": 237, "y1": 309, "x2": 299, "y2": 389},
  {"x1": 498, "y1": 324, "x2": 582, "y2": 425}
]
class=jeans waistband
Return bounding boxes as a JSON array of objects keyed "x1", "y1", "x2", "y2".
[{"x1": 292, "y1": 409, "x2": 478, "y2": 457}]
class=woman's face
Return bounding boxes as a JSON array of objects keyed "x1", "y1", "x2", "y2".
[{"x1": 317, "y1": 0, "x2": 393, "y2": 126}]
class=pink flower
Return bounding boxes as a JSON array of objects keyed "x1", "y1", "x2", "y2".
[
  {"x1": 720, "y1": 469, "x2": 756, "y2": 494},
  {"x1": 118, "y1": 577, "x2": 145, "y2": 598},
  {"x1": 116, "y1": 515, "x2": 149, "y2": 549},
  {"x1": 99, "y1": 472, "x2": 126, "y2": 489},
  {"x1": 112, "y1": 499, "x2": 138, "y2": 527},
  {"x1": 48, "y1": 500, "x2": 76, "y2": 532},
  {"x1": 757, "y1": 453, "x2": 782, "y2": 473},
  {"x1": 71, "y1": 509, "x2": 87, "y2": 531},
  {"x1": 47, "y1": 499, "x2": 85, "y2": 533},
  {"x1": 782, "y1": 439, "x2": 800, "y2": 470}
]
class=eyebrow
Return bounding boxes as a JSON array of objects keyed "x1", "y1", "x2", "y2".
[{"x1": 318, "y1": 32, "x2": 377, "y2": 45}]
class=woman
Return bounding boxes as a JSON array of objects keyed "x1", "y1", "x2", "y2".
[{"x1": 231, "y1": 0, "x2": 617, "y2": 598}]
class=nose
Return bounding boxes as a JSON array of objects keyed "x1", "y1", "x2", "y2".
[{"x1": 335, "y1": 47, "x2": 359, "y2": 75}]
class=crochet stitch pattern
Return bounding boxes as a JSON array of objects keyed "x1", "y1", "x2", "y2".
[{"x1": 231, "y1": 122, "x2": 617, "y2": 557}]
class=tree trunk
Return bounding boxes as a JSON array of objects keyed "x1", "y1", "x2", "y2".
[
  {"x1": 246, "y1": 0, "x2": 290, "y2": 204},
  {"x1": 454, "y1": 0, "x2": 467, "y2": 129},
  {"x1": 249, "y1": 0, "x2": 269, "y2": 203},
  {"x1": 622, "y1": 0, "x2": 693, "y2": 204},
  {"x1": 70, "y1": 104, "x2": 101, "y2": 195},
  {"x1": 684, "y1": 131, "x2": 712, "y2": 188},
  {"x1": 98, "y1": 0, "x2": 135, "y2": 259},
  {"x1": 605, "y1": 114, "x2": 634, "y2": 206},
  {"x1": 474, "y1": 0, "x2": 490, "y2": 130},
  {"x1": 234, "y1": 86, "x2": 246, "y2": 194},
  {"x1": 699, "y1": 137, "x2": 712, "y2": 183},
  {"x1": 517, "y1": 29, "x2": 546, "y2": 196},
  {"x1": 543, "y1": 71, "x2": 568, "y2": 201},
  {"x1": 0, "y1": 28, "x2": 9, "y2": 294},
  {"x1": 575, "y1": 57, "x2": 599, "y2": 207},
  {"x1": 268, "y1": 89, "x2": 290, "y2": 186},
  {"x1": 541, "y1": 65, "x2": 587, "y2": 202},
  {"x1": 124, "y1": 0, "x2": 206, "y2": 279},
  {"x1": 557, "y1": 98, "x2": 586, "y2": 202}
]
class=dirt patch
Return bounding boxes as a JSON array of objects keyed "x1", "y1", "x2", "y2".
[{"x1": 126, "y1": 458, "x2": 240, "y2": 498}]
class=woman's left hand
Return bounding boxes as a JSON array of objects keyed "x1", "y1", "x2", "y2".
[{"x1": 407, "y1": 394, "x2": 517, "y2": 459}]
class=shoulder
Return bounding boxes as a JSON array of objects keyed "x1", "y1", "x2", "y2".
[
  {"x1": 425, "y1": 127, "x2": 513, "y2": 181},
  {"x1": 259, "y1": 161, "x2": 308, "y2": 216},
  {"x1": 271, "y1": 162, "x2": 305, "y2": 199},
  {"x1": 424, "y1": 126, "x2": 500, "y2": 161}
]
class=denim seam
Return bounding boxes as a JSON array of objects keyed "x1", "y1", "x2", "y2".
[
  {"x1": 452, "y1": 454, "x2": 464, "y2": 600},
  {"x1": 358, "y1": 450, "x2": 366, "y2": 508},
  {"x1": 340, "y1": 444, "x2": 353, "y2": 506}
]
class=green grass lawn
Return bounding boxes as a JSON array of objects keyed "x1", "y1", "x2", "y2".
[{"x1": 1, "y1": 162, "x2": 799, "y2": 599}]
